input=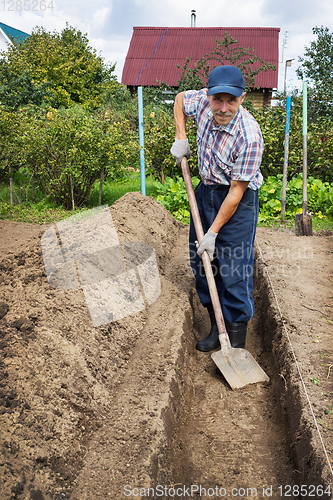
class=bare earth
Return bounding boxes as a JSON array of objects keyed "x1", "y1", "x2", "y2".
[{"x1": 0, "y1": 192, "x2": 332, "y2": 500}]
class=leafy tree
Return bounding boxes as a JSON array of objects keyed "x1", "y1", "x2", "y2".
[
  {"x1": 100, "y1": 85, "x2": 139, "y2": 130},
  {"x1": 0, "y1": 107, "x2": 22, "y2": 181},
  {"x1": 253, "y1": 92, "x2": 333, "y2": 183},
  {"x1": 297, "y1": 26, "x2": 333, "y2": 120},
  {"x1": 144, "y1": 109, "x2": 198, "y2": 182},
  {"x1": 0, "y1": 105, "x2": 140, "y2": 208},
  {"x1": 0, "y1": 24, "x2": 118, "y2": 109},
  {"x1": 0, "y1": 69, "x2": 56, "y2": 109}
]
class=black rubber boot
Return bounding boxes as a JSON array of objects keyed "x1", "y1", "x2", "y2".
[
  {"x1": 225, "y1": 319, "x2": 247, "y2": 349},
  {"x1": 215, "y1": 320, "x2": 247, "y2": 374},
  {"x1": 196, "y1": 304, "x2": 220, "y2": 352}
]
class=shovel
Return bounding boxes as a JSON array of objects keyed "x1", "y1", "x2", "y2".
[{"x1": 181, "y1": 158, "x2": 269, "y2": 390}]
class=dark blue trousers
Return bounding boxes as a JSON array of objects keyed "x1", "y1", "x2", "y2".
[{"x1": 189, "y1": 181, "x2": 259, "y2": 324}]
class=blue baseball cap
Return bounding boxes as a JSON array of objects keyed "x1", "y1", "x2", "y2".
[{"x1": 207, "y1": 66, "x2": 245, "y2": 97}]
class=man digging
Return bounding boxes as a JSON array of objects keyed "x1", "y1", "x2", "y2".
[{"x1": 171, "y1": 65, "x2": 264, "y2": 352}]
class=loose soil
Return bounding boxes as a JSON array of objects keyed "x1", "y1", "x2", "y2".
[{"x1": 0, "y1": 193, "x2": 332, "y2": 500}]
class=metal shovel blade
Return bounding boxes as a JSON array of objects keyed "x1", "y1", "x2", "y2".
[{"x1": 211, "y1": 336, "x2": 270, "y2": 390}]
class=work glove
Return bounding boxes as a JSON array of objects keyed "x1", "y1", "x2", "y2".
[
  {"x1": 170, "y1": 139, "x2": 191, "y2": 165},
  {"x1": 196, "y1": 230, "x2": 218, "y2": 261}
]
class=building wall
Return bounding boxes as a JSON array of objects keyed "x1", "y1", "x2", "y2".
[
  {"x1": 0, "y1": 30, "x2": 11, "y2": 53},
  {"x1": 246, "y1": 89, "x2": 272, "y2": 109}
]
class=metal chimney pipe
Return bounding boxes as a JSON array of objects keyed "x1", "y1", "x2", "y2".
[{"x1": 191, "y1": 10, "x2": 196, "y2": 27}]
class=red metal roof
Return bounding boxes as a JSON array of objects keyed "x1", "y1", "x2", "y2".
[{"x1": 122, "y1": 27, "x2": 280, "y2": 89}]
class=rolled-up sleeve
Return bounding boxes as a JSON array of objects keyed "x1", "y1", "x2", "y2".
[
  {"x1": 231, "y1": 140, "x2": 264, "y2": 183},
  {"x1": 183, "y1": 89, "x2": 207, "y2": 119}
]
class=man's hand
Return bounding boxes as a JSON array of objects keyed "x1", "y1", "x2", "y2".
[
  {"x1": 170, "y1": 139, "x2": 191, "y2": 165},
  {"x1": 196, "y1": 229, "x2": 218, "y2": 261}
]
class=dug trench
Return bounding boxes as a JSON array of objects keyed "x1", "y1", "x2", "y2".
[
  {"x1": 160, "y1": 265, "x2": 332, "y2": 500},
  {"x1": 0, "y1": 193, "x2": 332, "y2": 500}
]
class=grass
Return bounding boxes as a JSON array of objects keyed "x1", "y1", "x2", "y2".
[
  {"x1": 1, "y1": 171, "x2": 332, "y2": 233},
  {"x1": 258, "y1": 214, "x2": 333, "y2": 232},
  {"x1": 310, "y1": 214, "x2": 333, "y2": 232},
  {"x1": 88, "y1": 170, "x2": 157, "y2": 207},
  {"x1": 0, "y1": 171, "x2": 159, "y2": 225}
]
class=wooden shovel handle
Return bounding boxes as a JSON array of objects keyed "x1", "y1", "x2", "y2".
[{"x1": 181, "y1": 158, "x2": 230, "y2": 343}]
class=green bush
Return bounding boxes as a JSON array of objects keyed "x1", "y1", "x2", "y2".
[
  {"x1": 153, "y1": 176, "x2": 200, "y2": 223},
  {"x1": 143, "y1": 109, "x2": 198, "y2": 183},
  {"x1": 0, "y1": 105, "x2": 140, "y2": 209},
  {"x1": 0, "y1": 24, "x2": 118, "y2": 109},
  {"x1": 258, "y1": 173, "x2": 333, "y2": 223},
  {"x1": 151, "y1": 172, "x2": 332, "y2": 226},
  {"x1": 253, "y1": 96, "x2": 333, "y2": 183}
]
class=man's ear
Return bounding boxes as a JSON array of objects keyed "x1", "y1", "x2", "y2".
[{"x1": 240, "y1": 92, "x2": 246, "y2": 104}]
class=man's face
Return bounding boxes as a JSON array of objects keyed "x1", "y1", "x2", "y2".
[{"x1": 208, "y1": 92, "x2": 246, "y2": 126}]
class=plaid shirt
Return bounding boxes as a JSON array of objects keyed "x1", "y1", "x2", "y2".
[{"x1": 183, "y1": 89, "x2": 264, "y2": 190}]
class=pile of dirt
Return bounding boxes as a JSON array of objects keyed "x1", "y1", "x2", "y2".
[
  {"x1": 0, "y1": 194, "x2": 193, "y2": 499},
  {"x1": 0, "y1": 193, "x2": 332, "y2": 499}
]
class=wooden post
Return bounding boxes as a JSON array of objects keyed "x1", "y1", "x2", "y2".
[
  {"x1": 301, "y1": 83, "x2": 312, "y2": 236},
  {"x1": 70, "y1": 175, "x2": 75, "y2": 210},
  {"x1": 99, "y1": 166, "x2": 104, "y2": 206},
  {"x1": 295, "y1": 83, "x2": 313, "y2": 237},
  {"x1": 281, "y1": 95, "x2": 291, "y2": 221},
  {"x1": 10, "y1": 178, "x2": 13, "y2": 206}
]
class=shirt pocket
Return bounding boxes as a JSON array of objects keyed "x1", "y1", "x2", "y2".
[{"x1": 213, "y1": 150, "x2": 233, "y2": 181}]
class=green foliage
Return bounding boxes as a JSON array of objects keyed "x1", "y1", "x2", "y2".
[
  {"x1": 150, "y1": 172, "x2": 332, "y2": 228},
  {"x1": 0, "y1": 24, "x2": 118, "y2": 109},
  {"x1": 0, "y1": 196, "x2": 84, "y2": 224},
  {"x1": 99, "y1": 85, "x2": 139, "y2": 128},
  {"x1": 297, "y1": 26, "x2": 333, "y2": 120},
  {"x1": 309, "y1": 178, "x2": 333, "y2": 214},
  {"x1": 252, "y1": 94, "x2": 333, "y2": 183},
  {"x1": 0, "y1": 107, "x2": 21, "y2": 180},
  {"x1": 88, "y1": 171, "x2": 156, "y2": 207},
  {"x1": 144, "y1": 109, "x2": 198, "y2": 182},
  {"x1": 103, "y1": 119, "x2": 139, "y2": 180},
  {"x1": 153, "y1": 176, "x2": 200, "y2": 223},
  {"x1": 0, "y1": 69, "x2": 56, "y2": 109},
  {"x1": 19, "y1": 106, "x2": 112, "y2": 208},
  {"x1": 258, "y1": 173, "x2": 333, "y2": 223},
  {"x1": 0, "y1": 105, "x2": 140, "y2": 209}
]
